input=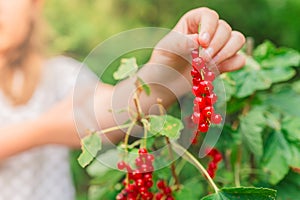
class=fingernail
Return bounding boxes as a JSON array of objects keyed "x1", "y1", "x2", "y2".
[{"x1": 199, "y1": 32, "x2": 210, "y2": 46}]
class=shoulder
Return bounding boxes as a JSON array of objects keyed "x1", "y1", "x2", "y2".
[
  {"x1": 44, "y1": 56, "x2": 82, "y2": 77},
  {"x1": 41, "y1": 56, "x2": 84, "y2": 99}
]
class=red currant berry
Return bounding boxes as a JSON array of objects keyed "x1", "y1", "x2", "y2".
[
  {"x1": 214, "y1": 153, "x2": 222, "y2": 163},
  {"x1": 191, "y1": 112, "x2": 202, "y2": 124},
  {"x1": 192, "y1": 85, "x2": 200, "y2": 96},
  {"x1": 191, "y1": 49, "x2": 199, "y2": 58},
  {"x1": 145, "y1": 180, "x2": 153, "y2": 188},
  {"x1": 163, "y1": 187, "x2": 172, "y2": 195},
  {"x1": 146, "y1": 154, "x2": 154, "y2": 162},
  {"x1": 198, "y1": 80, "x2": 214, "y2": 94},
  {"x1": 155, "y1": 193, "x2": 164, "y2": 200},
  {"x1": 207, "y1": 168, "x2": 215, "y2": 178},
  {"x1": 116, "y1": 193, "x2": 125, "y2": 200},
  {"x1": 207, "y1": 148, "x2": 218, "y2": 156},
  {"x1": 204, "y1": 71, "x2": 215, "y2": 81},
  {"x1": 211, "y1": 113, "x2": 222, "y2": 124},
  {"x1": 208, "y1": 161, "x2": 217, "y2": 170},
  {"x1": 194, "y1": 96, "x2": 206, "y2": 108},
  {"x1": 138, "y1": 148, "x2": 148, "y2": 155},
  {"x1": 191, "y1": 136, "x2": 198, "y2": 144},
  {"x1": 192, "y1": 57, "x2": 205, "y2": 71},
  {"x1": 191, "y1": 68, "x2": 200, "y2": 78},
  {"x1": 157, "y1": 180, "x2": 166, "y2": 189},
  {"x1": 206, "y1": 93, "x2": 218, "y2": 105},
  {"x1": 166, "y1": 196, "x2": 175, "y2": 200},
  {"x1": 117, "y1": 161, "x2": 127, "y2": 170},
  {"x1": 136, "y1": 179, "x2": 144, "y2": 187},
  {"x1": 136, "y1": 157, "x2": 144, "y2": 166},
  {"x1": 198, "y1": 122, "x2": 209, "y2": 133},
  {"x1": 202, "y1": 106, "x2": 214, "y2": 118},
  {"x1": 193, "y1": 77, "x2": 201, "y2": 85}
]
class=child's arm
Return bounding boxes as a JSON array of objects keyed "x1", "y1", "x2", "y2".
[{"x1": 0, "y1": 7, "x2": 245, "y2": 160}]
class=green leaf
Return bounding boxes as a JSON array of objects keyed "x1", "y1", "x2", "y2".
[
  {"x1": 282, "y1": 117, "x2": 300, "y2": 145},
  {"x1": 239, "y1": 107, "x2": 266, "y2": 158},
  {"x1": 148, "y1": 115, "x2": 184, "y2": 139},
  {"x1": 261, "y1": 67, "x2": 296, "y2": 83},
  {"x1": 137, "y1": 76, "x2": 151, "y2": 96},
  {"x1": 220, "y1": 73, "x2": 236, "y2": 101},
  {"x1": 78, "y1": 132, "x2": 102, "y2": 168},
  {"x1": 201, "y1": 187, "x2": 277, "y2": 200},
  {"x1": 263, "y1": 84, "x2": 300, "y2": 118},
  {"x1": 261, "y1": 131, "x2": 291, "y2": 185},
  {"x1": 254, "y1": 41, "x2": 300, "y2": 68},
  {"x1": 113, "y1": 57, "x2": 138, "y2": 80},
  {"x1": 253, "y1": 40, "x2": 276, "y2": 60},
  {"x1": 275, "y1": 171, "x2": 300, "y2": 200},
  {"x1": 174, "y1": 178, "x2": 203, "y2": 199},
  {"x1": 229, "y1": 41, "x2": 300, "y2": 98},
  {"x1": 289, "y1": 144, "x2": 300, "y2": 169},
  {"x1": 229, "y1": 57, "x2": 272, "y2": 98}
]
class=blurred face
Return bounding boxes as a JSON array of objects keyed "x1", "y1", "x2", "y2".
[{"x1": 0, "y1": 0, "x2": 39, "y2": 54}]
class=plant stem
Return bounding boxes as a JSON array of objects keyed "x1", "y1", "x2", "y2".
[
  {"x1": 133, "y1": 93, "x2": 142, "y2": 120},
  {"x1": 124, "y1": 120, "x2": 137, "y2": 156},
  {"x1": 141, "y1": 119, "x2": 149, "y2": 148},
  {"x1": 172, "y1": 142, "x2": 219, "y2": 193},
  {"x1": 234, "y1": 156, "x2": 241, "y2": 187},
  {"x1": 165, "y1": 137, "x2": 180, "y2": 190},
  {"x1": 100, "y1": 123, "x2": 133, "y2": 134}
]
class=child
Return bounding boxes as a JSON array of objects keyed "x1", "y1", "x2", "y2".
[
  {"x1": 0, "y1": 0, "x2": 81, "y2": 199},
  {"x1": 0, "y1": 1, "x2": 245, "y2": 200}
]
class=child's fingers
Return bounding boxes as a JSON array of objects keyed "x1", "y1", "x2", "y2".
[
  {"x1": 202, "y1": 20, "x2": 232, "y2": 59},
  {"x1": 175, "y1": 7, "x2": 219, "y2": 47},
  {"x1": 218, "y1": 53, "x2": 246, "y2": 73},
  {"x1": 213, "y1": 31, "x2": 246, "y2": 65}
]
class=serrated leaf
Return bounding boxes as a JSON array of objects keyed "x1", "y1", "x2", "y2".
[
  {"x1": 137, "y1": 77, "x2": 151, "y2": 96},
  {"x1": 229, "y1": 57, "x2": 272, "y2": 98},
  {"x1": 220, "y1": 74, "x2": 236, "y2": 101},
  {"x1": 262, "y1": 131, "x2": 291, "y2": 185},
  {"x1": 264, "y1": 85, "x2": 300, "y2": 118},
  {"x1": 275, "y1": 171, "x2": 300, "y2": 200},
  {"x1": 239, "y1": 107, "x2": 266, "y2": 157},
  {"x1": 229, "y1": 41, "x2": 300, "y2": 98},
  {"x1": 113, "y1": 57, "x2": 138, "y2": 80},
  {"x1": 254, "y1": 41, "x2": 300, "y2": 68},
  {"x1": 148, "y1": 115, "x2": 184, "y2": 139},
  {"x1": 201, "y1": 187, "x2": 277, "y2": 200},
  {"x1": 174, "y1": 178, "x2": 203, "y2": 199},
  {"x1": 282, "y1": 117, "x2": 300, "y2": 145},
  {"x1": 261, "y1": 67, "x2": 296, "y2": 83},
  {"x1": 253, "y1": 40, "x2": 276, "y2": 60},
  {"x1": 78, "y1": 132, "x2": 102, "y2": 168},
  {"x1": 289, "y1": 144, "x2": 300, "y2": 169}
]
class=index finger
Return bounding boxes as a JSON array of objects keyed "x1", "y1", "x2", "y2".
[{"x1": 175, "y1": 7, "x2": 219, "y2": 48}]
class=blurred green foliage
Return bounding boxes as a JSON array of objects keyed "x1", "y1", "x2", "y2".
[
  {"x1": 44, "y1": 0, "x2": 300, "y2": 61},
  {"x1": 43, "y1": 1, "x2": 300, "y2": 199}
]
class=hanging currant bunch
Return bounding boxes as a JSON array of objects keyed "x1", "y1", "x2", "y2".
[{"x1": 190, "y1": 48, "x2": 223, "y2": 144}]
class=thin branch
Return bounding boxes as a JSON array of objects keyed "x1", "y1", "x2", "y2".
[
  {"x1": 172, "y1": 142, "x2": 219, "y2": 193},
  {"x1": 165, "y1": 137, "x2": 180, "y2": 190}
]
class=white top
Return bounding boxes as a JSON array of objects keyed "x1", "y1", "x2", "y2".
[{"x1": 0, "y1": 56, "x2": 81, "y2": 200}]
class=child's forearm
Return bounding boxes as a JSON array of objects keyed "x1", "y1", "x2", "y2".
[{"x1": 0, "y1": 120, "x2": 47, "y2": 160}]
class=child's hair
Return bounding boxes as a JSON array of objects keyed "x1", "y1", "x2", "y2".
[{"x1": 0, "y1": 12, "x2": 46, "y2": 106}]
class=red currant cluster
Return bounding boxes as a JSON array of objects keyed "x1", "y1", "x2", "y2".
[
  {"x1": 190, "y1": 48, "x2": 222, "y2": 144},
  {"x1": 205, "y1": 148, "x2": 222, "y2": 178},
  {"x1": 155, "y1": 180, "x2": 174, "y2": 200},
  {"x1": 116, "y1": 148, "x2": 155, "y2": 200}
]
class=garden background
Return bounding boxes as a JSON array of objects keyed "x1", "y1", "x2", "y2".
[{"x1": 44, "y1": 0, "x2": 300, "y2": 199}]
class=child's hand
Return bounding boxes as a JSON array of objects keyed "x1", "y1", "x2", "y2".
[{"x1": 149, "y1": 7, "x2": 246, "y2": 74}]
